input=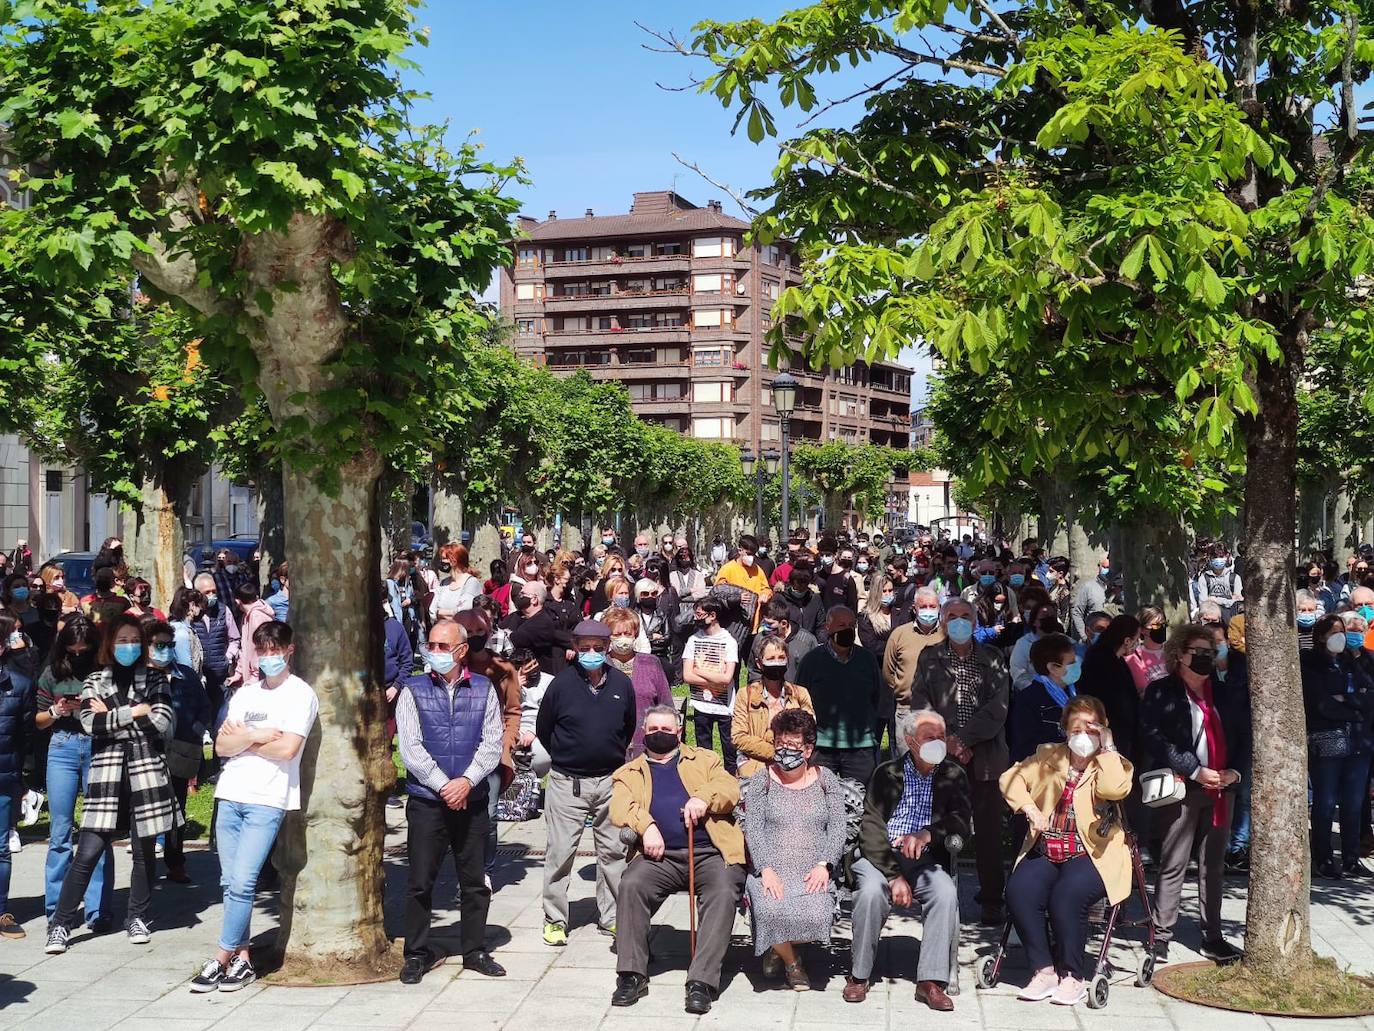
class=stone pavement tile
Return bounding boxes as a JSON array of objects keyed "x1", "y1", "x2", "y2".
[
  {"x1": 6, "y1": 995, "x2": 147, "y2": 1031},
  {"x1": 1267, "y1": 1021, "x2": 1374, "y2": 1031},
  {"x1": 535, "y1": 966, "x2": 625, "y2": 999},
  {"x1": 108, "y1": 1018, "x2": 218, "y2": 1031},
  {"x1": 206, "y1": 1004, "x2": 332, "y2": 1031},
  {"x1": 476, "y1": 948, "x2": 557, "y2": 980},
  {"x1": 308, "y1": 987, "x2": 436, "y2": 1028},
  {"x1": 597, "y1": 1013, "x2": 701, "y2": 1031},
  {"x1": 252, "y1": 986, "x2": 355, "y2": 1008},
  {"x1": 83, "y1": 967, "x2": 202, "y2": 1001},
  {"x1": 502, "y1": 995, "x2": 609, "y2": 1031},
  {"x1": 428, "y1": 976, "x2": 534, "y2": 1010},
  {"x1": 793, "y1": 991, "x2": 888, "y2": 1024},
  {"x1": 134, "y1": 984, "x2": 268, "y2": 1021},
  {"x1": 1154, "y1": 998, "x2": 1267, "y2": 1031},
  {"x1": 978, "y1": 995, "x2": 1082, "y2": 1029},
  {"x1": 404, "y1": 1011, "x2": 506, "y2": 1031}
]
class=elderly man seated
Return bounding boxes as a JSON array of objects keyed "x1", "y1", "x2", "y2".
[
  {"x1": 845, "y1": 709, "x2": 972, "y2": 1011},
  {"x1": 608, "y1": 704, "x2": 746, "y2": 1015}
]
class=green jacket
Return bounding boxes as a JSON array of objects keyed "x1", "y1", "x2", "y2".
[
  {"x1": 797, "y1": 643, "x2": 881, "y2": 751},
  {"x1": 858, "y1": 756, "x2": 972, "y2": 881}
]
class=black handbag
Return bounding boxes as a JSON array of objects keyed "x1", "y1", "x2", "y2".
[{"x1": 1309, "y1": 726, "x2": 1354, "y2": 759}]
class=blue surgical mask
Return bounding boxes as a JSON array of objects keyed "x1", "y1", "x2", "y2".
[
  {"x1": 1297, "y1": 612, "x2": 1318, "y2": 629},
  {"x1": 258, "y1": 654, "x2": 288, "y2": 678},
  {"x1": 150, "y1": 645, "x2": 173, "y2": 668},
  {"x1": 1216, "y1": 642, "x2": 1230, "y2": 662},
  {"x1": 578, "y1": 650, "x2": 607, "y2": 671},
  {"x1": 10, "y1": 587, "x2": 28, "y2": 602},
  {"x1": 1062, "y1": 659, "x2": 1082, "y2": 686},
  {"x1": 917, "y1": 607, "x2": 940, "y2": 625},
  {"x1": 1361, "y1": 605, "x2": 1374, "y2": 623},
  {"x1": 114, "y1": 642, "x2": 142, "y2": 667},
  {"x1": 979, "y1": 574, "x2": 995, "y2": 587},
  {"x1": 612, "y1": 595, "x2": 631, "y2": 608},
  {"x1": 428, "y1": 650, "x2": 456, "y2": 675},
  {"x1": 602, "y1": 536, "x2": 615, "y2": 546},
  {"x1": 1210, "y1": 558, "x2": 1226, "y2": 571},
  {"x1": 1009, "y1": 574, "x2": 1025, "y2": 588},
  {"x1": 1090, "y1": 632, "x2": 1101, "y2": 646},
  {"x1": 6, "y1": 631, "x2": 21, "y2": 649},
  {"x1": 1347, "y1": 631, "x2": 1365, "y2": 651},
  {"x1": 881, "y1": 593, "x2": 895, "y2": 606},
  {"x1": 946, "y1": 617, "x2": 974, "y2": 645},
  {"x1": 1097, "y1": 567, "x2": 1110, "y2": 582},
  {"x1": 759, "y1": 622, "x2": 777, "y2": 635}
]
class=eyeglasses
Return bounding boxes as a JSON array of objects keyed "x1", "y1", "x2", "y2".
[
  {"x1": 1185, "y1": 646, "x2": 1216, "y2": 657},
  {"x1": 426, "y1": 641, "x2": 462, "y2": 653},
  {"x1": 578, "y1": 643, "x2": 608, "y2": 654}
]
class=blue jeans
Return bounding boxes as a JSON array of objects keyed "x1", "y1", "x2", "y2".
[
  {"x1": 215, "y1": 800, "x2": 286, "y2": 952},
  {"x1": 0, "y1": 785, "x2": 13, "y2": 913},
  {"x1": 1311, "y1": 752, "x2": 1373, "y2": 866},
  {"x1": 45, "y1": 731, "x2": 112, "y2": 923},
  {"x1": 1228, "y1": 760, "x2": 1253, "y2": 854}
]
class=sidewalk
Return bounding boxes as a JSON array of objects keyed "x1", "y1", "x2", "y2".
[{"x1": 2, "y1": 811, "x2": 1372, "y2": 1031}]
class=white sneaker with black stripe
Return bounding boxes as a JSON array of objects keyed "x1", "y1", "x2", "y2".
[
  {"x1": 189, "y1": 959, "x2": 226, "y2": 993},
  {"x1": 219, "y1": 956, "x2": 256, "y2": 992}
]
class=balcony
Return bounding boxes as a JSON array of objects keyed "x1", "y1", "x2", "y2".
[
  {"x1": 544, "y1": 326, "x2": 690, "y2": 347},
  {"x1": 542, "y1": 288, "x2": 690, "y2": 314},
  {"x1": 631, "y1": 398, "x2": 693, "y2": 416},
  {"x1": 542, "y1": 253, "x2": 692, "y2": 278}
]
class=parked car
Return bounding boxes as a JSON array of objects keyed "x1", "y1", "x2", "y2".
[
  {"x1": 186, "y1": 536, "x2": 259, "y2": 574},
  {"x1": 44, "y1": 551, "x2": 97, "y2": 598}
]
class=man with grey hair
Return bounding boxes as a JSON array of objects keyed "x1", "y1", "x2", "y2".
[
  {"x1": 883, "y1": 586, "x2": 947, "y2": 758},
  {"x1": 608, "y1": 704, "x2": 745, "y2": 1014},
  {"x1": 845, "y1": 708, "x2": 971, "y2": 1009}
]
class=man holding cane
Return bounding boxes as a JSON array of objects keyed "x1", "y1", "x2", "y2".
[{"x1": 608, "y1": 705, "x2": 746, "y2": 1014}]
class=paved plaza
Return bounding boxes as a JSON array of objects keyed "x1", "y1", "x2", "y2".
[{"x1": 3, "y1": 811, "x2": 1373, "y2": 1031}]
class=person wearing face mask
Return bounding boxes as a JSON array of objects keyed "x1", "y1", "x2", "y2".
[
  {"x1": 683, "y1": 598, "x2": 741, "y2": 774},
  {"x1": 821, "y1": 547, "x2": 861, "y2": 614},
  {"x1": 732, "y1": 635, "x2": 815, "y2": 778},
  {"x1": 35, "y1": 617, "x2": 111, "y2": 934},
  {"x1": 743, "y1": 708, "x2": 848, "y2": 991},
  {"x1": 1141, "y1": 625, "x2": 1249, "y2": 962},
  {"x1": 1068, "y1": 556, "x2": 1112, "y2": 642},
  {"x1": 859, "y1": 576, "x2": 898, "y2": 658},
  {"x1": 230, "y1": 582, "x2": 277, "y2": 689},
  {"x1": 883, "y1": 588, "x2": 948, "y2": 759},
  {"x1": 911, "y1": 598, "x2": 1010, "y2": 924},
  {"x1": 508, "y1": 582, "x2": 575, "y2": 678},
  {"x1": 168, "y1": 587, "x2": 206, "y2": 673},
  {"x1": 712, "y1": 534, "x2": 772, "y2": 629},
  {"x1": 608, "y1": 705, "x2": 746, "y2": 1014},
  {"x1": 1010, "y1": 603, "x2": 1064, "y2": 693},
  {"x1": 429, "y1": 543, "x2": 482, "y2": 621},
  {"x1": 1296, "y1": 591, "x2": 1323, "y2": 649},
  {"x1": 1079, "y1": 616, "x2": 1144, "y2": 769},
  {"x1": 1000, "y1": 696, "x2": 1133, "y2": 1006},
  {"x1": 143, "y1": 620, "x2": 210, "y2": 886},
  {"x1": 1125, "y1": 606, "x2": 1170, "y2": 693},
  {"x1": 1009, "y1": 635, "x2": 1082, "y2": 763},
  {"x1": 382, "y1": 619, "x2": 506, "y2": 987},
  {"x1": 46, "y1": 613, "x2": 178, "y2": 955},
  {"x1": 602, "y1": 608, "x2": 673, "y2": 759},
  {"x1": 543, "y1": 563, "x2": 580, "y2": 633},
  {"x1": 190, "y1": 572, "x2": 240, "y2": 721},
  {"x1": 1301, "y1": 614, "x2": 1374, "y2": 879},
  {"x1": 779, "y1": 566, "x2": 827, "y2": 641},
  {"x1": 845, "y1": 709, "x2": 969, "y2": 1008},
  {"x1": 211, "y1": 550, "x2": 250, "y2": 631},
  {"x1": 39, "y1": 564, "x2": 80, "y2": 616},
  {"x1": 798, "y1": 606, "x2": 882, "y2": 787},
  {"x1": 745, "y1": 597, "x2": 816, "y2": 685},
  {"x1": 535, "y1": 620, "x2": 636, "y2": 947},
  {"x1": 0, "y1": 611, "x2": 34, "y2": 940},
  {"x1": 1193, "y1": 549, "x2": 1244, "y2": 623}
]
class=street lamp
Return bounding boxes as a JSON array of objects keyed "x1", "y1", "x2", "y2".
[
  {"x1": 740, "y1": 448, "x2": 772, "y2": 538},
  {"x1": 771, "y1": 371, "x2": 798, "y2": 537}
]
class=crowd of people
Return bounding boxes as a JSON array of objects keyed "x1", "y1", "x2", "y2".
[{"x1": 0, "y1": 522, "x2": 1362, "y2": 1014}]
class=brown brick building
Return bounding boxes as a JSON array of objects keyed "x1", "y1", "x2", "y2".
[{"x1": 499, "y1": 190, "x2": 913, "y2": 455}]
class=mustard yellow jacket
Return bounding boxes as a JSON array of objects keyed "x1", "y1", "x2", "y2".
[
  {"x1": 610, "y1": 744, "x2": 745, "y2": 865},
  {"x1": 999, "y1": 744, "x2": 1135, "y2": 904},
  {"x1": 730, "y1": 680, "x2": 814, "y2": 780}
]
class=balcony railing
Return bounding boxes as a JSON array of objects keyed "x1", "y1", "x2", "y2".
[{"x1": 543, "y1": 252, "x2": 687, "y2": 268}]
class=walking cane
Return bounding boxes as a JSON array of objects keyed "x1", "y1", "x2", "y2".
[{"x1": 685, "y1": 809, "x2": 698, "y2": 961}]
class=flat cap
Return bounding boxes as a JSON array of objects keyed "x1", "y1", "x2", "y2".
[{"x1": 573, "y1": 618, "x2": 611, "y2": 640}]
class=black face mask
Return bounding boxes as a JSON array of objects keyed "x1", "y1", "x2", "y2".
[
  {"x1": 693, "y1": 618, "x2": 709, "y2": 631},
  {"x1": 438, "y1": 561, "x2": 452, "y2": 573},
  {"x1": 1188, "y1": 652, "x2": 1215, "y2": 676},
  {"x1": 761, "y1": 662, "x2": 788, "y2": 681},
  {"x1": 639, "y1": 597, "x2": 658, "y2": 610},
  {"x1": 466, "y1": 634, "x2": 488, "y2": 654},
  {"x1": 1148, "y1": 625, "x2": 1167, "y2": 644},
  {"x1": 832, "y1": 626, "x2": 857, "y2": 648},
  {"x1": 643, "y1": 730, "x2": 679, "y2": 755}
]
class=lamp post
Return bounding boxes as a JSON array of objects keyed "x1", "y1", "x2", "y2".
[
  {"x1": 740, "y1": 448, "x2": 781, "y2": 538},
  {"x1": 770, "y1": 372, "x2": 798, "y2": 538}
]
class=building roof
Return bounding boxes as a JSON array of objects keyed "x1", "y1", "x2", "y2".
[{"x1": 522, "y1": 190, "x2": 751, "y2": 242}]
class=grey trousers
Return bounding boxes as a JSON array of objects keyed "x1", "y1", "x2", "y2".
[
  {"x1": 542, "y1": 770, "x2": 626, "y2": 928},
  {"x1": 1153, "y1": 789, "x2": 1233, "y2": 944},
  {"x1": 615, "y1": 844, "x2": 745, "y2": 991},
  {"x1": 850, "y1": 856, "x2": 958, "y2": 983}
]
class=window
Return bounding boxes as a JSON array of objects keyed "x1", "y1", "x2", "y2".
[
  {"x1": 625, "y1": 243, "x2": 649, "y2": 258},
  {"x1": 517, "y1": 248, "x2": 538, "y2": 266},
  {"x1": 560, "y1": 246, "x2": 589, "y2": 262},
  {"x1": 761, "y1": 421, "x2": 780, "y2": 442},
  {"x1": 589, "y1": 282, "x2": 612, "y2": 296},
  {"x1": 693, "y1": 273, "x2": 722, "y2": 293},
  {"x1": 692, "y1": 417, "x2": 733, "y2": 439},
  {"x1": 693, "y1": 381, "x2": 732, "y2": 404},
  {"x1": 763, "y1": 279, "x2": 780, "y2": 300},
  {"x1": 515, "y1": 283, "x2": 536, "y2": 301},
  {"x1": 591, "y1": 246, "x2": 616, "y2": 261},
  {"x1": 693, "y1": 236, "x2": 723, "y2": 258},
  {"x1": 693, "y1": 348, "x2": 728, "y2": 367},
  {"x1": 625, "y1": 348, "x2": 656, "y2": 364},
  {"x1": 596, "y1": 317, "x2": 614, "y2": 330},
  {"x1": 630, "y1": 382, "x2": 686, "y2": 401},
  {"x1": 695, "y1": 309, "x2": 733, "y2": 328},
  {"x1": 657, "y1": 242, "x2": 684, "y2": 256},
  {"x1": 626, "y1": 313, "x2": 685, "y2": 329},
  {"x1": 516, "y1": 319, "x2": 536, "y2": 336}
]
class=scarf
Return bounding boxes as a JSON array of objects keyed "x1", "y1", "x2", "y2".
[
  {"x1": 1034, "y1": 673, "x2": 1075, "y2": 710},
  {"x1": 1193, "y1": 681, "x2": 1229, "y2": 828}
]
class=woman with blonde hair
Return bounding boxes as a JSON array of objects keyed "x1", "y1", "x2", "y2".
[{"x1": 603, "y1": 607, "x2": 673, "y2": 757}]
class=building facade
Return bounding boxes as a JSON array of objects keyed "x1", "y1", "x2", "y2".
[{"x1": 499, "y1": 190, "x2": 913, "y2": 453}]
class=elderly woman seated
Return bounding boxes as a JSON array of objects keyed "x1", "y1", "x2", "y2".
[{"x1": 999, "y1": 695, "x2": 1133, "y2": 1007}]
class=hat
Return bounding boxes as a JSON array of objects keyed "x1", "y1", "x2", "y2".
[{"x1": 573, "y1": 618, "x2": 611, "y2": 640}]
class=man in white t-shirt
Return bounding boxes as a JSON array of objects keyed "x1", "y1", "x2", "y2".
[
  {"x1": 682, "y1": 597, "x2": 740, "y2": 773},
  {"x1": 189, "y1": 620, "x2": 318, "y2": 995}
]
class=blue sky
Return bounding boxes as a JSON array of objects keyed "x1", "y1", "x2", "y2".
[{"x1": 405, "y1": 0, "x2": 934, "y2": 399}]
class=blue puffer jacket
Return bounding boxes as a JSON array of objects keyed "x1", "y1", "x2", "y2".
[{"x1": 0, "y1": 667, "x2": 35, "y2": 789}]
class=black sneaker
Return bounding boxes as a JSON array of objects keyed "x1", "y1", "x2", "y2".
[
  {"x1": 1200, "y1": 939, "x2": 1242, "y2": 964},
  {"x1": 189, "y1": 959, "x2": 226, "y2": 993},
  {"x1": 611, "y1": 972, "x2": 649, "y2": 1007},
  {"x1": 1315, "y1": 860, "x2": 1342, "y2": 880},
  {"x1": 1224, "y1": 849, "x2": 1250, "y2": 873},
  {"x1": 219, "y1": 956, "x2": 257, "y2": 992},
  {"x1": 1343, "y1": 861, "x2": 1374, "y2": 878}
]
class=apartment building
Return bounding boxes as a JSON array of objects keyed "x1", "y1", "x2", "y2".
[{"x1": 499, "y1": 190, "x2": 913, "y2": 454}]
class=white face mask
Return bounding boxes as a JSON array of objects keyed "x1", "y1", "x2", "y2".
[
  {"x1": 610, "y1": 634, "x2": 636, "y2": 653},
  {"x1": 1067, "y1": 732, "x2": 1098, "y2": 758},
  {"x1": 1327, "y1": 633, "x2": 1348, "y2": 655},
  {"x1": 740, "y1": 553, "x2": 755, "y2": 567},
  {"x1": 917, "y1": 739, "x2": 947, "y2": 765}
]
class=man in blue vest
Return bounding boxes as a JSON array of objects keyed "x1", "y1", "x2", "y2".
[{"x1": 396, "y1": 619, "x2": 507, "y2": 984}]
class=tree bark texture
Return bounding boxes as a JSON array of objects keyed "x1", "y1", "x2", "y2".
[
  {"x1": 255, "y1": 462, "x2": 286, "y2": 593},
  {"x1": 1241, "y1": 341, "x2": 1313, "y2": 977},
  {"x1": 1297, "y1": 483, "x2": 1325, "y2": 554},
  {"x1": 1333, "y1": 484, "x2": 1357, "y2": 559},
  {"x1": 430, "y1": 477, "x2": 463, "y2": 547},
  {"x1": 1112, "y1": 508, "x2": 1191, "y2": 624},
  {"x1": 379, "y1": 467, "x2": 414, "y2": 569},
  {"x1": 127, "y1": 470, "x2": 188, "y2": 612},
  {"x1": 273, "y1": 452, "x2": 394, "y2": 974}
]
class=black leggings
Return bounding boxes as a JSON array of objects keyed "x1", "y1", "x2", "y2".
[{"x1": 55, "y1": 829, "x2": 156, "y2": 929}]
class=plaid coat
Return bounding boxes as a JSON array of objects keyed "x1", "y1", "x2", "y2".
[{"x1": 78, "y1": 665, "x2": 183, "y2": 839}]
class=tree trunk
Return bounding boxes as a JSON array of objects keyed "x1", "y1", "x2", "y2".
[
  {"x1": 1297, "y1": 483, "x2": 1324, "y2": 554},
  {"x1": 274, "y1": 450, "x2": 394, "y2": 974},
  {"x1": 470, "y1": 512, "x2": 504, "y2": 578},
  {"x1": 560, "y1": 515, "x2": 584, "y2": 557},
  {"x1": 1112, "y1": 508, "x2": 1191, "y2": 624},
  {"x1": 1240, "y1": 339, "x2": 1312, "y2": 978},
  {"x1": 379, "y1": 467, "x2": 413, "y2": 569},
  {"x1": 1065, "y1": 498, "x2": 1099, "y2": 584},
  {"x1": 430, "y1": 476, "x2": 463, "y2": 547},
  {"x1": 255, "y1": 462, "x2": 286, "y2": 592},
  {"x1": 1333, "y1": 483, "x2": 1357, "y2": 560},
  {"x1": 1036, "y1": 475, "x2": 1070, "y2": 553},
  {"x1": 126, "y1": 469, "x2": 188, "y2": 611}
]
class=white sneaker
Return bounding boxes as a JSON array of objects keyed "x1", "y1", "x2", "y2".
[
  {"x1": 1018, "y1": 968, "x2": 1059, "y2": 1002},
  {"x1": 19, "y1": 790, "x2": 44, "y2": 827},
  {"x1": 1051, "y1": 975, "x2": 1087, "y2": 1006},
  {"x1": 7, "y1": 829, "x2": 20, "y2": 854}
]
